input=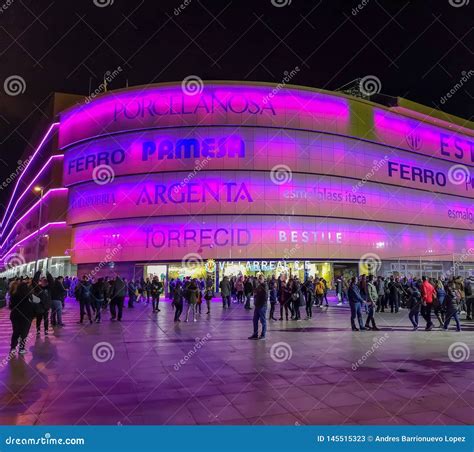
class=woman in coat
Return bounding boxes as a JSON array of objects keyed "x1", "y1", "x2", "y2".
[
  {"x1": 9, "y1": 279, "x2": 34, "y2": 355},
  {"x1": 184, "y1": 279, "x2": 199, "y2": 322}
]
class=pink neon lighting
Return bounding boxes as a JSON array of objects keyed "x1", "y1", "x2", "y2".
[
  {"x1": 0, "y1": 122, "x2": 59, "y2": 227},
  {"x1": 0, "y1": 154, "x2": 64, "y2": 239},
  {"x1": 0, "y1": 188, "x2": 68, "y2": 250},
  {"x1": 1, "y1": 221, "x2": 67, "y2": 262}
]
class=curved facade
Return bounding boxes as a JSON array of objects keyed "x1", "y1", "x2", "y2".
[{"x1": 57, "y1": 81, "x2": 474, "y2": 280}]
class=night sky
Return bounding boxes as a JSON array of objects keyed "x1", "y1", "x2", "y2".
[{"x1": 0, "y1": 0, "x2": 472, "y2": 205}]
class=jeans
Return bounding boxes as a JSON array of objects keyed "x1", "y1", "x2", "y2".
[
  {"x1": 280, "y1": 303, "x2": 290, "y2": 320},
  {"x1": 237, "y1": 291, "x2": 244, "y2": 303},
  {"x1": 174, "y1": 303, "x2": 183, "y2": 321},
  {"x1": 466, "y1": 297, "x2": 473, "y2": 319},
  {"x1": 305, "y1": 297, "x2": 313, "y2": 318},
  {"x1": 80, "y1": 299, "x2": 92, "y2": 322},
  {"x1": 390, "y1": 294, "x2": 399, "y2": 313},
  {"x1": 110, "y1": 297, "x2": 124, "y2": 320},
  {"x1": 350, "y1": 302, "x2": 364, "y2": 329},
  {"x1": 51, "y1": 299, "x2": 63, "y2": 326},
  {"x1": 409, "y1": 309, "x2": 420, "y2": 328},
  {"x1": 128, "y1": 294, "x2": 136, "y2": 308},
  {"x1": 444, "y1": 310, "x2": 461, "y2": 330},
  {"x1": 365, "y1": 304, "x2": 376, "y2": 328},
  {"x1": 252, "y1": 306, "x2": 267, "y2": 337},
  {"x1": 244, "y1": 293, "x2": 251, "y2": 309},
  {"x1": 152, "y1": 295, "x2": 160, "y2": 311},
  {"x1": 222, "y1": 295, "x2": 231, "y2": 308},
  {"x1": 93, "y1": 298, "x2": 104, "y2": 321},
  {"x1": 421, "y1": 303, "x2": 433, "y2": 329},
  {"x1": 269, "y1": 302, "x2": 277, "y2": 319},
  {"x1": 36, "y1": 310, "x2": 50, "y2": 332}
]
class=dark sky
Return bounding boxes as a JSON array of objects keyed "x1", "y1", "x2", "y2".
[{"x1": 0, "y1": 0, "x2": 473, "y2": 200}]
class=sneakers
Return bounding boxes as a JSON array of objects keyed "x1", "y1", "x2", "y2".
[
  {"x1": 337, "y1": 302, "x2": 342, "y2": 306},
  {"x1": 18, "y1": 349, "x2": 28, "y2": 355},
  {"x1": 259, "y1": 335, "x2": 266, "y2": 340},
  {"x1": 248, "y1": 335, "x2": 258, "y2": 340}
]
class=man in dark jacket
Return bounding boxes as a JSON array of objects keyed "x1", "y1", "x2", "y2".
[
  {"x1": 465, "y1": 278, "x2": 473, "y2": 321},
  {"x1": 110, "y1": 275, "x2": 126, "y2": 321},
  {"x1": 33, "y1": 271, "x2": 54, "y2": 336},
  {"x1": 75, "y1": 275, "x2": 93, "y2": 324},
  {"x1": 248, "y1": 275, "x2": 268, "y2": 340},
  {"x1": 51, "y1": 276, "x2": 67, "y2": 327},
  {"x1": 348, "y1": 277, "x2": 365, "y2": 331}
]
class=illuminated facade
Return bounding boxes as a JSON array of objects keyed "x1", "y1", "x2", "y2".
[{"x1": 1, "y1": 82, "x2": 473, "y2": 282}]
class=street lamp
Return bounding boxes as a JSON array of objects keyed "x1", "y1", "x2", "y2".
[{"x1": 34, "y1": 186, "x2": 44, "y2": 272}]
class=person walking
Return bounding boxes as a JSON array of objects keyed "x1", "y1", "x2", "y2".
[
  {"x1": 304, "y1": 276, "x2": 314, "y2": 319},
  {"x1": 9, "y1": 280, "x2": 34, "y2": 355},
  {"x1": 50, "y1": 276, "x2": 66, "y2": 327},
  {"x1": 407, "y1": 280, "x2": 422, "y2": 330},
  {"x1": 184, "y1": 279, "x2": 199, "y2": 322},
  {"x1": 219, "y1": 276, "x2": 231, "y2": 309},
  {"x1": 315, "y1": 278, "x2": 325, "y2": 308},
  {"x1": 365, "y1": 275, "x2": 379, "y2": 330},
  {"x1": 248, "y1": 275, "x2": 268, "y2": 339},
  {"x1": 443, "y1": 280, "x2": 461, "y2": 331},
  {"x1": 268, "y1": 275, "x2": 278, "y2": 320},
  {"x1": 33, "y1": 271, "x2": 54, "y2": 336},
  {"x1": 278, "y1": 280, "x2": 291, "y2": 320},
  {"x1": 92, "y1": 278, "x2": 107, "y2": 323},
  {"x1": 244, "y1": 276, "x2": 253, "y2": 310},
  {"x1": 420, "y1": 276, "x2": 435, "y2": 330},
  {"x1": 464, "y1": 277, "x2": 473, "y2": 321},
  {"x1": 173, "y1": 280, "x2": 184, "y2": 322},
  {"x1": 150, "y1": 276, "x2": 163, "y2": 313},
  {"x1": 127, "y1": 279, "x2": 137, "y2": 308},
  {"x1": 348, "y1": 277, "x2": 365, "y2": 331},
  {"x1": 75, "y1": 275, "x2": 93, "y2": 324},
  {"x1": 110, "y1": 275, "x2": 126, "y2": 321}
]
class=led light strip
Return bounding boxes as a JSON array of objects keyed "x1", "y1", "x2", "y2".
[
  {"x1": 1, "y1": 221, "x2": 67, "y2": 263},
  {"x1": 1, "y1": 122, "x2": 59, "y2": 228},
  {"x1": 0, "y1": 188, "x2": 68, "y2": 250},
  {"x1": 0, "y1": 154, "x2": 64, "y2": 238}
]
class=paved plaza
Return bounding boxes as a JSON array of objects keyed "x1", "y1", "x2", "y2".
[{"x1": 0, "y1": 297, "x2": 472, "y2": 426}]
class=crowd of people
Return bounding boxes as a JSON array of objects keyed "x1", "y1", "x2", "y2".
[{"x1": 2, "y1": 270, "x2": 472, "y2": 353}]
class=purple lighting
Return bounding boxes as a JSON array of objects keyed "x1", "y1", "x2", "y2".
[
  {"x1": 0, "y1": 154, "x2": 64, "y2": 239},
  {"x1": 0, "y1": 122, "x2": 59, "y2": 228},
  {"x1": 0, "y1": 188, "x2": 68, "y2": 251}
]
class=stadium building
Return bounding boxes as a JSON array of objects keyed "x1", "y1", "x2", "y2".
[{"x1": 1, "y1": 81, "x2": 473, "y2": 285}]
